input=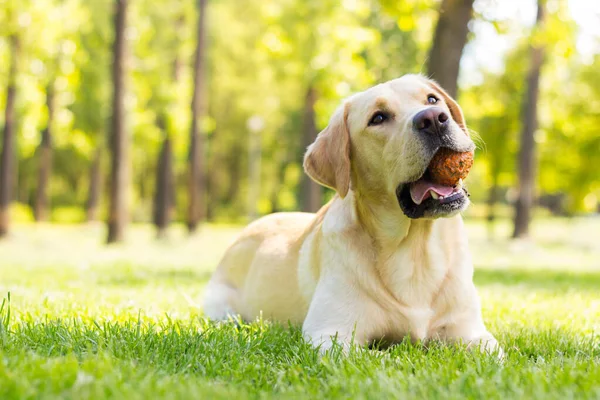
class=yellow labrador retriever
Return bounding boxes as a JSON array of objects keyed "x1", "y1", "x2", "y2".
[{"x1": 204, "y1": 74, "x2": 501, "y2": 354}]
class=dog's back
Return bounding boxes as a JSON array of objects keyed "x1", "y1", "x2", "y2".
[{"x1": 203, "y1": 211, "x2": 317, "y2": 323}]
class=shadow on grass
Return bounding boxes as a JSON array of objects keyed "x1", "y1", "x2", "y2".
[{"x1": 474, "y1": 268, "x2": 600, "y2": 292}]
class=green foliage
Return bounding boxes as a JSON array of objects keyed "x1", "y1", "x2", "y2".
[
  {"x1": 50, "y1": 205, "x2": 86, "y2": 223},
  {"x1": 460, "y1": 0, "x2": 599, "y2": 213},
  {"x1": 8, "y1": 203, "x2": 33, "y2": 223},
  {"x1": 0, "y1": 0, "x2": 599, "y2": 221}
]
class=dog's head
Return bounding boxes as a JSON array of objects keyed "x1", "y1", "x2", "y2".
[{"x1": 303, "y1": 74, "x2": 475, "y2": 219}]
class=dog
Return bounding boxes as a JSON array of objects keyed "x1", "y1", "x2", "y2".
[{"x1": 204, "y1": 74, "x2": 501, "y2": 355}]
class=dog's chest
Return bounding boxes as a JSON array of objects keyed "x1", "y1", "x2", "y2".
[
  {"x1": 382, "y1": 243, "x2": 447, "y2": 305},
  {"x1": 377, "y1": 245, "x2": 449, "y2": 340}
]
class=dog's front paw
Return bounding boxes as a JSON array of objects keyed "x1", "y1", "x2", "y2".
[
  {"x1": 467, "y1": 335, "x2": 504, "y2": 359},
  {"x1": 303, "y1": 331, "x2": 360, "y2": 355}
]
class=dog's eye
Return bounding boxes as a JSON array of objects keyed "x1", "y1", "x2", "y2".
[
  {"x1": 368, "y1": 112, "x2": 388, "y2": 126},
  {"x1": 427, "y1": 95, "x2": 438, "y2": 104}
]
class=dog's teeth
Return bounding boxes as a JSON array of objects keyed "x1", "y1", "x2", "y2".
[
  {"x1": 456, "y1": 179, "x2": 463, "y2": 190},
  {"x1": 430, "y1": 191, "x2": 439, "y2": 200}
]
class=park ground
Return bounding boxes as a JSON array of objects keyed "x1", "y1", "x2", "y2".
[{"x1": 0, "y1": 217, "x2": 599, "y2": 399}]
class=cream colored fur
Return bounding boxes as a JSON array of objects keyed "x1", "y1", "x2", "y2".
[{"x1": 203, "y1": 75, "x2": 501, "y2": 355}]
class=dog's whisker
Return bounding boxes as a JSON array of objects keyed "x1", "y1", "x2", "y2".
[{"x1": 468, "y1": 128, "x2": 487, "y2": 153}]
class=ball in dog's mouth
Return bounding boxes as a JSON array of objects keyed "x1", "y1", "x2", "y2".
[
  {"x1": 427, "y1": 148, "x2": 473, "y2": 187},
  {"x1": 397, "y1": 148, "x2": 473, "y2": 218}
]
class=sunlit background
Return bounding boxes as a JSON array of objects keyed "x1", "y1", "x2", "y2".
[
  {"x1": 1, "y1": 1, "x2": 599, "y2": 397},
  {"x1": 0, "y1": 0, "x2": 598, "y2": 238}
]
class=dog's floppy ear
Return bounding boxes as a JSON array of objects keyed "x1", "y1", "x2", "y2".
[
  {"x1": 428, "y1": 80, "x2": 468, "y2": 136},
  {"x1": 303, "y1": 103, "x2": 351, "y2": 198}
]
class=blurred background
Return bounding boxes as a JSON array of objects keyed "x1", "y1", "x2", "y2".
[
  {"x1": 1, "y1": 4, "x2": 598, "y2": 394},
  {"x1": 0, "y1": 0, "x2": 599, "y2": 243}
]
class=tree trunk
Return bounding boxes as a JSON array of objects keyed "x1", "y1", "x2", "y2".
[
  {"x1": 270, "y1": 149, "x2": 288, "y2": 213},
  {"x1": 426, "y1": 0, "x2": 475, "y2": 97},
  {"x1": 486, "y1": 178, "x2": 500, "y2": 240},
  {"x1": 34, "y1": 84, "x2": 55, "y2": 222},
  {"x1": 187, "y1": 0, "x2": 208, "y2": 233},
  {"x1": 0, "y1": 34, "x2": 20, "y2": 238},
  {"x1": 173, "y1": 15, "x2": 185, "y2": 82},
  {"x1": 153, "y1": 124, "x2": 175, "y2": 240},
  {"x1": 86, "y1": 147, "x2": 103, "y2": 222},
  {"x1": 224, "y1": 145, "x2": 241, "y2": 205},
  {"x1": 513, "y1": 0, "x2": 546, "y2": 239},
  {"x1": 300, "y1": 87, "x2": 321, "y2": 212},
  {"x1": 107, "y1": 0, "x2": 129, "y2": 243},
  {"x1": 152, "y1": 13, "x2": 184, "y2": 237},
  {"x1": 205, "y1": 148, "x2": 220, "y2": 221}
]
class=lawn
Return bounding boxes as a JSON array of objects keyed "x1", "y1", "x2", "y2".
[{"x1": 0, "y1": 218, "x2": 599, "y2": 399}]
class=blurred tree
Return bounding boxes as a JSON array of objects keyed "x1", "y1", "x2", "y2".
[
  {"x1": 150, "y1": 7, "x2": 186, "y2": 238},
  {"x1": 107, "y1": 0, "x2": 130, "y2": 243},
  {"x1": 32, "y1": 0, "x2": 71, "y2": 222},
  {"x1": 461, "y1": 43, "x2": 528, "y2": 237},
  {"x1": 33, "y1": 81, "x2": 55, "y2": 221},
  {"x1": 87, "y1": 149, "x2": 103, "y2": 222},
  {"x1": 153, "y1": 117, "x2": 175, "y2": 239},
  {"x1": 188, "y1": 0, "x2": 208, "y2": 233},
  {"x1": 300, "y1": 86, "x2": 320, "y2": 212},
  {"x1": 513, "y1": 0, "x2": 546, "y2": 238},
  {"x1": 541, "y1": 56, "x2": 600, "y2": 213},
  {"x1": 427, "y1": 0, "x2": 475, "y2": 97},
  {"x1": 365, "y1": 0, "x2": 430, "y2": 81},
  {"x1": 275, "y1": 0, "x2": 379, "y2": 212},
  {"x1": 0, "y1": 0, "x2": 597, "y2": 229},
  {"x1": 68, "y1": 0, "x2": 112, "y2": 222},
  {"x1": 0, "y1": 33, "x2": 20, "y2": 237}
]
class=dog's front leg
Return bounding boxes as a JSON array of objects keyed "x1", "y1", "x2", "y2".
[
  {"x1": 442, "y1": 310, "x2": 504, "y2": 358},
  {"x1": 301, "y1": 274, "x2": 378, "y2": 354}
]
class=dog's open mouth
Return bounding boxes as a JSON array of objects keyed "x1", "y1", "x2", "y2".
[
  {"x1": 396, "y1": 169, "x2": 469, "y2": 219},
  {"x1": 409, "y1": 175, "x2": 465, "y2": 205}
]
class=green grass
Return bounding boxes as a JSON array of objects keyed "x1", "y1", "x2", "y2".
[{"x1": 0, "y1": 218, "x2": 599, "y2": 399}]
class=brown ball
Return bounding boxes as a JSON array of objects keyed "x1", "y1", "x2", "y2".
[{"x1": 428, "y1": 148, "x2": 474, "y2": 186}]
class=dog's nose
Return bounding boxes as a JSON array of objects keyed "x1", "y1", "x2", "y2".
[{"x1": 413, "y1": 107, "x2": 449, "y2": 136}]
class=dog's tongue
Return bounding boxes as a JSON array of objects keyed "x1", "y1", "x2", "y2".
[{"x1": 410, "y1": 180, "x2": 455, "y2": 205}]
